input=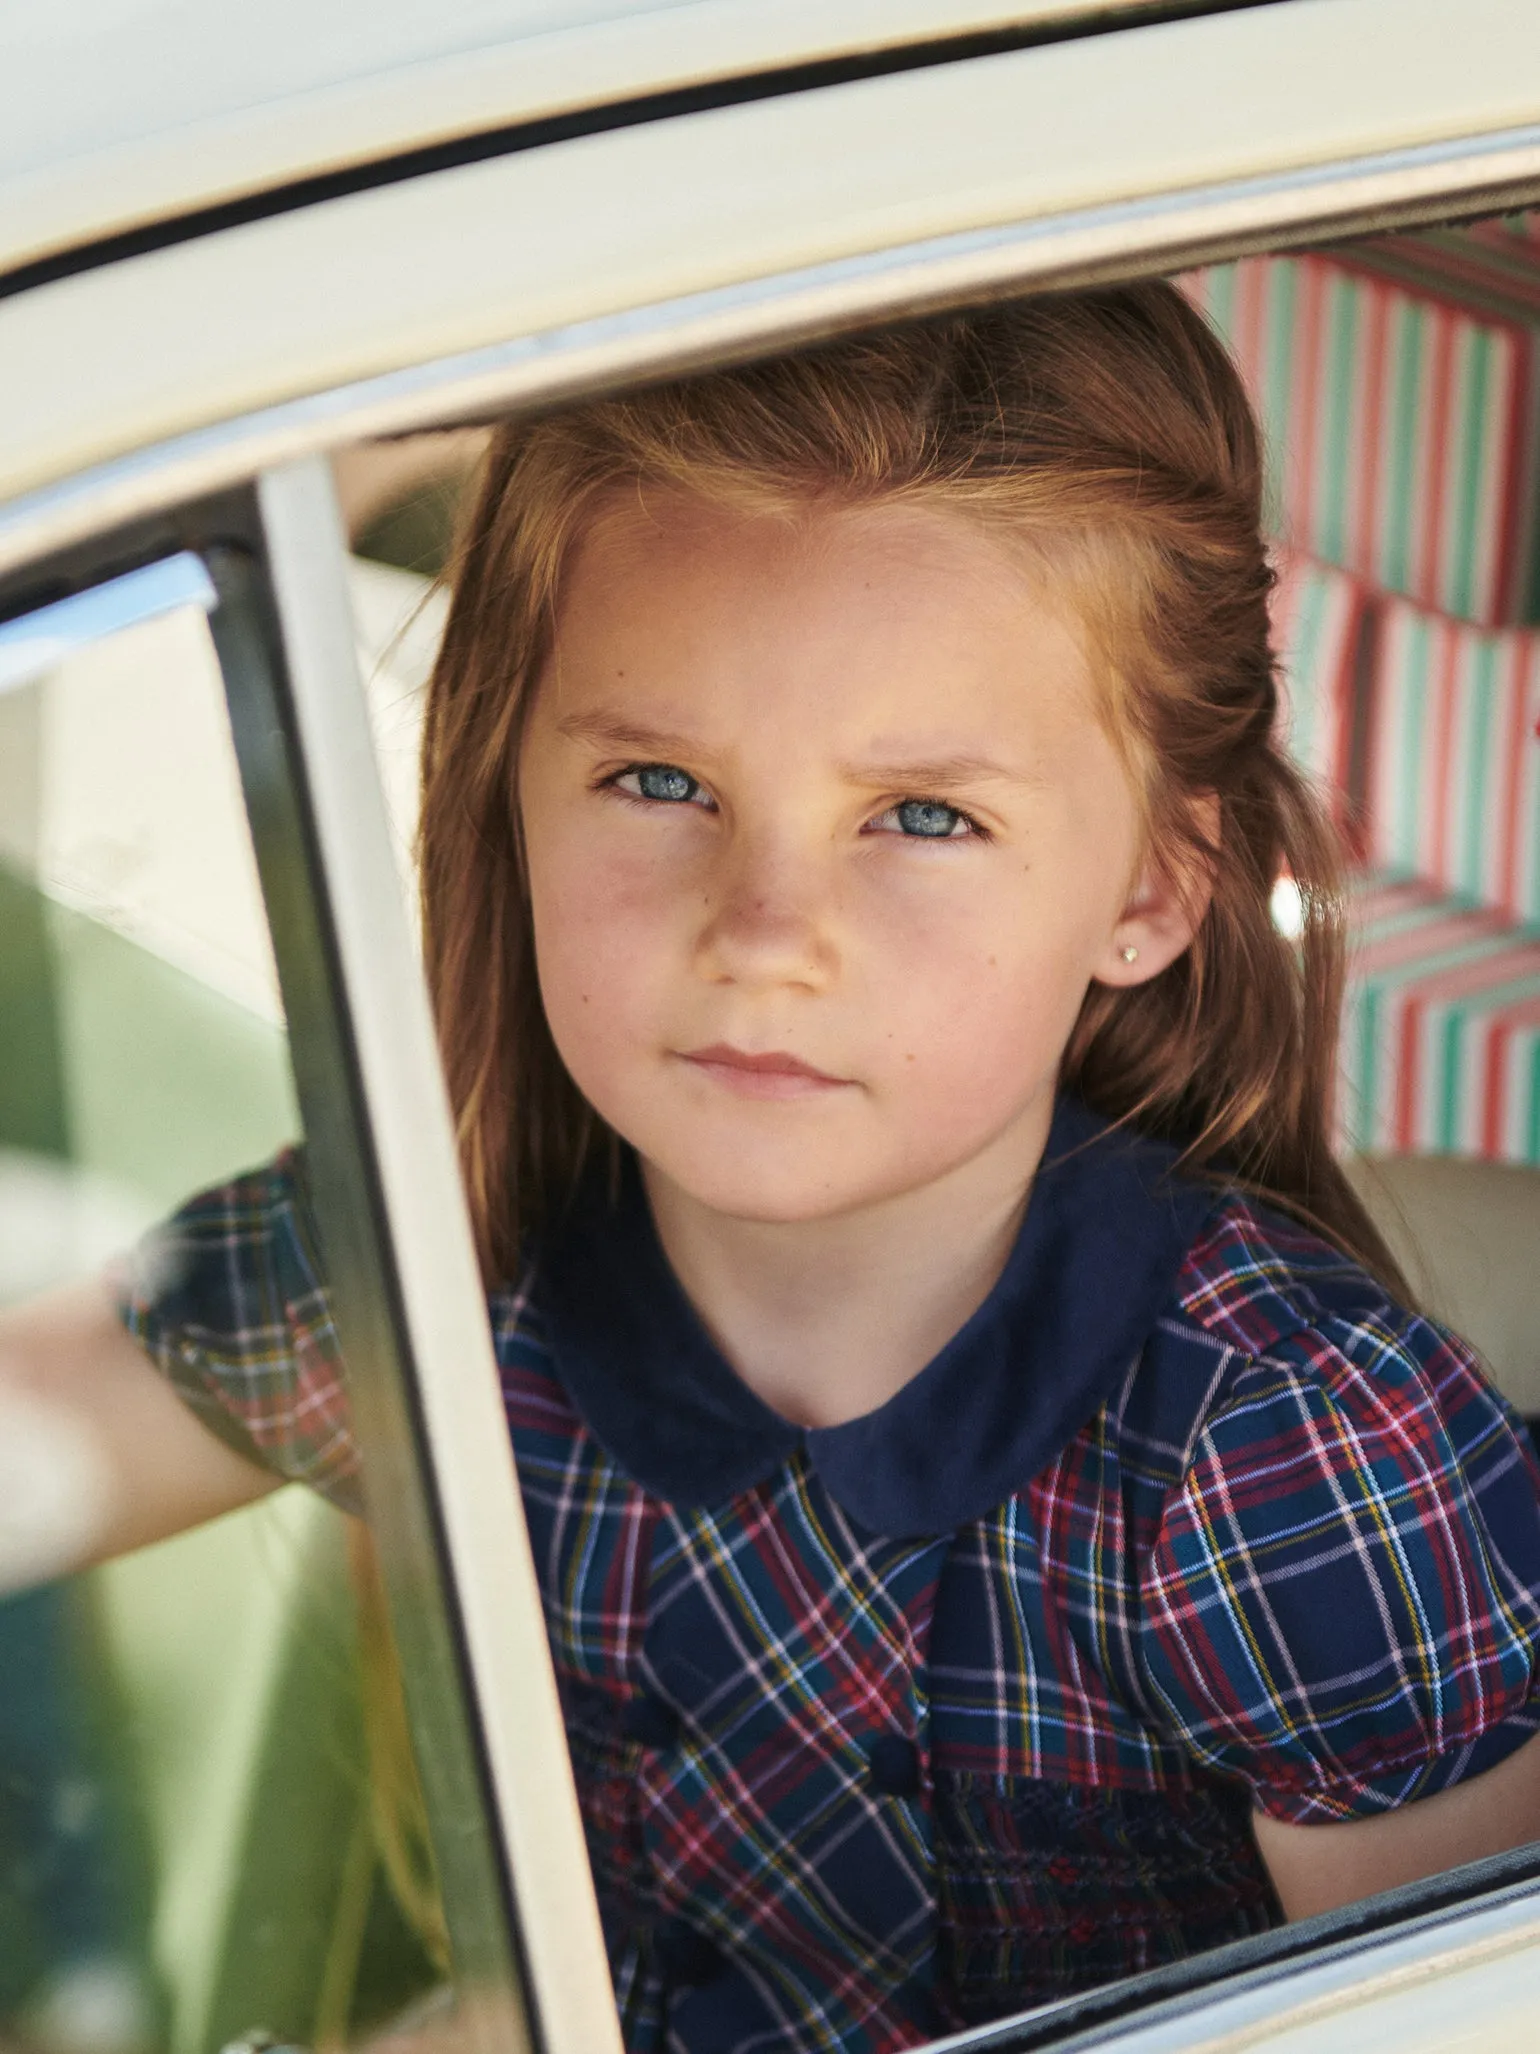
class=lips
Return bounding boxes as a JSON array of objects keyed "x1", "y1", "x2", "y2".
[{"x1": 677, "y1": 1044, "x2": 850, "y2": 1098}]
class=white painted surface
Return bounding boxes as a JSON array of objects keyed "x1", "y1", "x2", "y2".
[
  {"x1": 0, "y1": 555, "x2": 437, "y2": 1018},
  {"x1": 0, "y1": 1, "x2": 1131, "y2": 275},
  {"x1": 3, "y1": 0, "x2": 1539, "y2": 511}
]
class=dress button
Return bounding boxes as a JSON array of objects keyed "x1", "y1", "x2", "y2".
[
  {"x1": 865, "y1": 1733, "x2": 921, "y2": 1797},
  {"x1": 656, "y1": 1919, "x2": 726, "y2": 1986},
  {"x1": 621, "y1": 1694, "x2": 681, "y2": 1748}
]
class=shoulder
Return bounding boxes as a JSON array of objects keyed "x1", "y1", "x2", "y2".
[
  {"x1": 1169, "y1": 1191, "x2": 1540, "y2": 1587},
  {"x1": 487, "y1": 1267, "x2": 592, "y2": 1454},
  {"x1": 1155, "y1": 1184, "x2": 1537, "y2": 1519},
  {"x1": 1124, "y1": 1192, "x2": 1540, "y2": 1821},
  {"x1": 120, "y1": 1147, "x2": 357, "y2": 1503},
  {"x1": 1174, "y1": 1191, "x2": 1394, "y2": 1351},
  {"x1": 1123, "y1": 1188, "x2": 1526, "y2": 1478},
  {"x1": 124, "y1": 1144, "x2": 325, "y2": 1353}
]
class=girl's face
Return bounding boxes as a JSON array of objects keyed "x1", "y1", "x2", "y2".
[{"x1": 518, "y1": 493, "x2": 1199, "y2": 1225}]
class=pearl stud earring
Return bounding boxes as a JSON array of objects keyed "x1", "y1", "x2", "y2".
[{"x1": 1120, "y1": 944, "x2": 1139, "y2": 963}]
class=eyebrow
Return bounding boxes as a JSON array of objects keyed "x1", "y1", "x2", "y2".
[
  {"x1": 555, "y1": 710, "x2": 1032, "y2": 791},
  {"x1": 554, "y1": 711, "x2": 700, "y2": 756},
  {"x1": 842, "y1": 750, "x2": 1028, "y2": 791}
]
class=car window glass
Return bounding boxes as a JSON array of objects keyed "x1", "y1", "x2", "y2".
[{"x1": 0, "y1": 561, "x2": 470, "y2": 2053}]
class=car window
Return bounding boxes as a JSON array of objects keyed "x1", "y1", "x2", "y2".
[
  {"x1": 321, "y1": 204, "x2": 1540, "y2": 2054},
  {"x1": 0, "y1": 500, "x2": 591, "y2": 2052}
]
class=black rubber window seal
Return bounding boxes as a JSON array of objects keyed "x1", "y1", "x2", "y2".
[{"x1": 2, "y1": 1, "x2": 1291, "y2": 303}]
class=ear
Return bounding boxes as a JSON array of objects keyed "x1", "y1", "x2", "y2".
[{"x1": 1091, "y1": 793, "x2": 1219, "y2": 990}]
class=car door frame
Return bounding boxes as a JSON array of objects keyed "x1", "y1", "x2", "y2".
[{"x1": 5, "y1": 5, "x2": 1540, "y2": 2046}]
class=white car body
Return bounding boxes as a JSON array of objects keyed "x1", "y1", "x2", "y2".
[{"x1": 2, "y1": 5, "x2": 1539, "y2": 2050}]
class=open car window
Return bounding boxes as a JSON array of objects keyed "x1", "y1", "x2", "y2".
[{"x1": 322, "y1": 214, "x2": 1540, "y2": 2052}]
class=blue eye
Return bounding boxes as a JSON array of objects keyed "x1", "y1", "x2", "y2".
[
  {"x1": 892, "y1": 799, "x2": 968, "y2": 838},
  {"x1": 618, "y1": 764, "x2": 709, "y2": 806}
]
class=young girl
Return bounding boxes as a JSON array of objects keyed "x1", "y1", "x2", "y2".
[{"x1": 5, "y1": 283, "x2": 1540, "y2": 2052}]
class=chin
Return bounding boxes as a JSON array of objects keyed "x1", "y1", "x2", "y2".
[{"x1": 643, "y1": 1138, "x2": 884, "y2": 1225}]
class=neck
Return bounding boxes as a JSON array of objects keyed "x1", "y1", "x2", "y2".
[{"x1": 641, "y1": 1102, "x2": 1054, "y2": 1429}]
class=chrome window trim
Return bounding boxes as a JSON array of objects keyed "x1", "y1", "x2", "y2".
[
  {"x1": 3, "y1": 117, "x2": 1540, "y2": 583},
  {"x1": 932, "y1": 1878, "x2": 1540, "y2": 2053},
  {"x1": 0, "y1": 548, "x2": 214, "y2": 693}
]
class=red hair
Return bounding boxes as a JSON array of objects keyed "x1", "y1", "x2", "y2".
[{"x1": 419, "y1": 285, "x2": 1407, "y2": 1297}]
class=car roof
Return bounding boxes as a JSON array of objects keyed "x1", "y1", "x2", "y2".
[
  {"x1": 2, "y1": 0, "x2": 1538, "y2": 578},
  {"x1": 0, "y1": 0, "x2": 1159, "y2": 284}
]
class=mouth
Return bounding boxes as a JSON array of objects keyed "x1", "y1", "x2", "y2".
[{"x1": 676, "y1": 1045, "x2": 852, "y2": 1099}]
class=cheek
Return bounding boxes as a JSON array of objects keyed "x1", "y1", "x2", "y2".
[
  {"x1": 854, "y1": 863, "x2": 1109, "y2": 1111},
  {"x1": 523, "y1": 814, "x2": 686, "y2": 1063}
]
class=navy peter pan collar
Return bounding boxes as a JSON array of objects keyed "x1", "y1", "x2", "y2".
[{"x1": 534, "y1": 1096, "x2": 1217, "y2": 1539}]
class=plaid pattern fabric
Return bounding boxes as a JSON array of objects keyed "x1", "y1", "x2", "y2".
[
  {"x1": 122, "y1": 1158, "x2": 1540, "y2": 2052},
  {"x1": 119, "y1": 1148, "x2": 362, "y2": 1509}
]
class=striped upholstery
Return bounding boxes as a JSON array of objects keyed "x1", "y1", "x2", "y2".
[
  {"x1": 1269, "y1": 548, "x2": 1364, "y2": 795},
  {"x1": 1341, "y1": 880, "x2": 1540, "y2": 1162},
  {"x1": 1470, "y1": 214, "x2": 1540, "y2": 255},
  {"x1": 1185, "y1": 238, "x2": 1540, "y2": 628},
  {"x1": 1341, "y1": 602, "x2": 1540, "y2": 1164},
  {"x1": 1187, "y1": 232, "x2": 1540, "y2": 1170},
  {"x1": 1365, "y1": 597, "x2": 1540, "y2": 924}
]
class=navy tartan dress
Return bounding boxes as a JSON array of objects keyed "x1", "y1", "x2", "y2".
[{"x1": 121, "y1": 1098, "x2": 1540, "y2": 2053}]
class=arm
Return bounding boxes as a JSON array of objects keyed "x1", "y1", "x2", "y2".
[
  {"x1": 1139, "y1": 1239, "x2": 1540, "y2": 1910},
  {"x1": 1254, "y1": 1726, "x2": 1540, "y2": 1921},
  {"x1": 0, "y1": 1275, "x2": 279, "y2": 1590}
]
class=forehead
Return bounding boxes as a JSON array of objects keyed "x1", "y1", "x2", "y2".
[
  {"x1": 549, "y1": 488, "x2": 1099, "y2": 719},
  {"x1": 568, "y1": 484, "x2": 1037, "y2": 592},
  {"x1": 533, "y1": 489, "x2": 1140, "y2": 799}
]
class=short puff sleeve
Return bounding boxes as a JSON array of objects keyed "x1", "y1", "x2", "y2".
[
  {"x1": 117, "y1": 1148, "x2": 361, "y2": 1513},
  {"x1": 1138, "y1": 1308, "x2": 1540, "y2": 1823}
]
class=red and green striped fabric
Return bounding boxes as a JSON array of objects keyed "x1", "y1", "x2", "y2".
[
  {"x1": 1363, "y1": 596, "x2": 1540, "y2": 926},
  {"x1": 1340, "y1": 881, "x2": 1540, "y2": 1163},
  {"x1": 1269, "y1": 549, "x2": 1363, "y2": 796},
  {"x1": 1185, "y1": 235, "x2": 1540, "y2": 627},
  {"x1": 1342, "y1": 594, "x2": 1540, "y2": 1164},
  {"x1": 1470, "y1": 213, "x2": 1540, "y2": 254},
  {"x1": 1187, "y1": 226, "x2": 1540, "y2": 1165}
]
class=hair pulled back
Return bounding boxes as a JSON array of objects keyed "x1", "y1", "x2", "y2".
[{"x1": 420, "y1": 281, "x2": 1405, "y2": 1294}]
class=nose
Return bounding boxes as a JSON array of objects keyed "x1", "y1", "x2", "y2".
[{"x1": 693, "y1": 831, "x2": 838, "y2": 994}]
